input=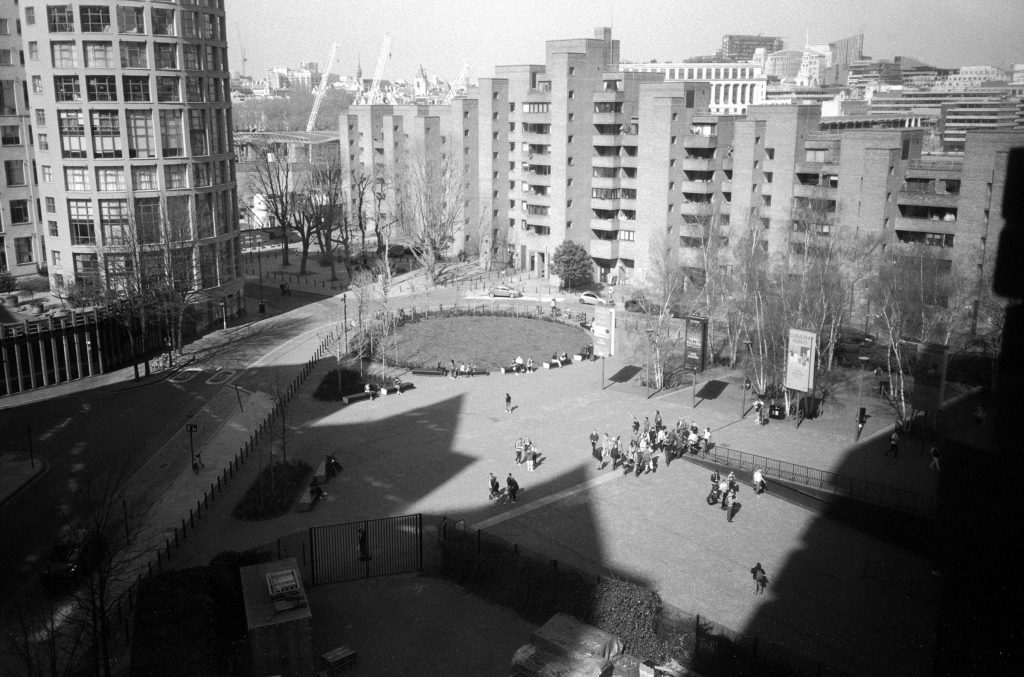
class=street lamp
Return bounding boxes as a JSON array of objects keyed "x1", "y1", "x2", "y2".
[
  {"x1": 645, "y1": 328, "x2": 654, "y2": 399},
  {"x1": 186, "y1": 423, "x2": 197, "y2": 465},
  {"x1": 741, "y1": 339, "x2": 753, "y2": 417},
  {"x1": 240, "y1": 203, "x2": 266, "y2": 313}
]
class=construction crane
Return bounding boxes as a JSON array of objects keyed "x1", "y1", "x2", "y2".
[
  {"x1": 442, "y1": 62, "x2": 471, "y2": 105},
  {"x1": 235, "y1": 23, "x2": 247, "y2": 76},
  {"x1": 362, "y1": 35, "x2": 391, "y2": 105},
  {"x1": 305, "y1": 42, "x2": 339, "y2": 132}
]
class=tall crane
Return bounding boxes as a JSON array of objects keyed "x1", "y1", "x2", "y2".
[
  {"x1": 305, "y1": 42, "x2": 339, "y2": 132},
  {"x1": 364, "y1": 35, "x2": 391, "y2": 105},
  {"x1": 235, "y1": 23, "x2": 247, "y2": 76},
  {"x1": 442, "y1": 62, "x2": 471, "y2": 105}
]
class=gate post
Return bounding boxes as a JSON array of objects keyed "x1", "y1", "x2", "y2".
[{"x1": 308, "y1": 527, "x2": 316, "y2": 586}]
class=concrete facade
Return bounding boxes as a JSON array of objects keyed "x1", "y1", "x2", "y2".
[{"x1": 16, "y1": 0, "x2": 243, "y2": 316}]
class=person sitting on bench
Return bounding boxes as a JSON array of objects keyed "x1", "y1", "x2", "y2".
[
  {"x1": 309, "y1": 481, "x2": 326, "y2": 501},
  {"x1": 326, "y1": 453, "x2": 343, "y2": 477},
  {"x1": 394, "y1": 375, "x2": 403, "y2": 393},
  {"x1": 364, "y1": 383, "x2": 374, "y2": 399},
  {"x1": 560, "y1": 351, "x2": 569, "y2": 363}
]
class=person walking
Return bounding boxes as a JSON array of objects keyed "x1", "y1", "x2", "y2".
[
  {"x1": 886, "y1": 430, "x2": 899, "y2": 458},
  {"x1": 753, "y1": 468, "x2": 765, "y2": 496},
  {"x1": 526, "y1": 442, "x2": 537, "y2": 472},
  {"x1": 599, "y1": 434, "x2": 611, "y2": 470},
  {"x1": 751, "y1": 562, "x2": 767, "y2": 594},
  {"x1": 507, "y1": 473, "x2": 520, "y2": 503},
  {"x1": 505, "y1": 393, "x2": 513, "y2": 414},
  {"x1": 701, "y1": 427, "x2": 713, "y2": 455},
  {"x1": 631, "y1": 415, "x2": 640, "y2": 436},
  {"x1": 514, "y1": 437, "x2": 524, "y2": 465},
  {"x1": 488, "y1": 473, "x2": 501, "y2": 501},
  {"x1": 655, "y1": 410, "x2": 663, "y2": 430},
  {"x1": 929, "y1": 445, "x2": 941, "y2": 471},
  {"x1": 192, "y1": 452, "x2": 205, "y2": 473},
  {"x1": 724, "y1": 490, "x2": 735, "y2": 521},
  {"x1": 589, "y1": 430, "x2": 600, "y2": 458}
]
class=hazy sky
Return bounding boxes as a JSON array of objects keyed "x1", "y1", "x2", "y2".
[{"x1": 228, "y1": 0, "x2": 1024, "y2": 82}]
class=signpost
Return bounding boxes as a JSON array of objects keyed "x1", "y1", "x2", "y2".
[
  {"x1": 592, "y1": 306, "x2": 616, "y2": 389},
  {"x1": 682, "y1": 316, "x2": 708, "y2": 372},
  {"x1": 185, "y1": 423, "x2": 198, "y2": 464}
]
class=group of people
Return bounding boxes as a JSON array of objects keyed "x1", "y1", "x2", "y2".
[
  {"x1": 442, "y1": 359, "x2": 480, "y2": 378},
  {"x1": 585, "y1": 411, "x2": 714, "y2": 477},
  {"x1": 489, "y1": 472, "x2": 521, "y2": 504},
  {"x1": 510, "y1": 355, "x2": 535, "y2": 373},
  {"x1": 513, "y1": 437, "x2": 541, "y2": 471}
]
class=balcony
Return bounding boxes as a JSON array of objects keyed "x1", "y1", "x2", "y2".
[
  {"x1": 619, "y1": 153, "x2": 638, "y2": 168},
  {"x1": 896, "y1": 190, "x2": 959, "y2": 209},
  {"x1": 593, "y1": 91, "x2": 625, "y2": 102},
  {"x1": 524, "y1": 211, "x2": 550, "y2": 225},
  {"x1": 721, "y1": 178, "x2": 732, "y2": 192},
  {"x1": 680, "y1": 180, "x2": 715, "y2": 193},
  {"x1": 592, "y1": 134, "x2": 621, "y2": 146},
  {"x1": 593, "y1": 112, "x2": 625, "y2": 125},
  {"x1": 591, "y1": 176, "x2": 619, "y2": 190},
  {"x1": 682, "y1": 157, "x2": 714, "y2": 171},
  {"x1": 679, "y1": 201, "x2": 714, "y2": 216},
  {"x1": 592, "y1": 154, "x2": 622, "y2": 169},
  {"x1": 683, "y1": 134, "x2": 718, "y2": 148},
  {"x1": 524, "y1": 193, "x2": 551, "y2": 206},
  {"x1": 794, "y1": 159, "x2": 839, "y2": 174},
  {"x1": 590, "y1": 196, "x2": 621, "y2": 210},
  {"x1": 589, "y1": 238, "x2": 620, "y2": 260},
  {"x1": 590, "y1": 218, "x2": 619, "y2": 232},
  {"x1": 894, "y1": 215, "x2": 957, "y2": 234}
]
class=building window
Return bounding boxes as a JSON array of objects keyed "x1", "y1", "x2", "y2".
[
  {"x1": 90, "y1": 110, "x2": 122, "y2": 158},
  {"x1": 46, "y1": 197, "x2": 56, "y2": 212},
  {"x1": 134, "y1": 197, "x2": 161, "y2": 242},
  {"x1": 52, "y1": 250, "x2": 62, "y2": 268},
  {"x1": 87, "y1": 75, "x2": 117, "y2": 101},
  {"x1": 127, "y1": 110, "x2": 155, "y2": 158},
  {"x1": 51, "y1": 41, "x2": 78, "y2": 67},
  {"x1": 183, "y1": 44, "x2": 201, "y2": 70},
  {"x1": 131, "y1": 165, "x2": 158, "y2": 191},
  {"x1": 188, "y1": 109, "x2": 207, "y2": 155},
  {"x1": 64, "y1": 166, "x2": 90, "y2": 191},
  {"x1": 25, "y1": 8, "x2": 36, "y2": 26},
  {"x1": 31, "y1": 75, "x2": 43, "y2": 94},
  {"x1": 38, "y1": 133, "x2": 49, "y2": 150},
  {"x1": 155, "y1": 42, "x2": 177, "y2": 69},
  {"x1": 0, "y1": 49, "x2": 12, "y2": 66},
  {"x1": 156, "y1": 76, "x2": 180, "y2": 102},
  {"x1": 28, "y1": 42, "x2": 39, "y2": 60},
  {"x1": 120, "y1": 41, "x2": 147, "y2": 68},
  {"x1": 80, "y1": 5, "x2": 111, "y2": 33},
  {"x1": 4, "y1": 160, "x2": 26, "y2": 185},
  {"x1": 0, "y1": 125, "x2": 20, "y2": 145},
  {"x1": 83, "y1": 41, "x2": 114, "y2": 67},
  {"x1": 99, "y1": 199, "x2": 130, "y2": 244},
  {"x1": 10, "y1": 199, "x2": 31, "y2": 224},
  {"x1": 123, "y1": 76, "x2": 150, "y2": 101},
  {"x1": 73, "y1": 253, "x2": 100, "y2": 288},
  {"x1": 58, "y1": 110, "x2": 87, "y2": 158},
  {"x1": 48, "y1": 221, "x2": 59, "y2": 237},
  {"x1": 54, "y1": 75, "x2": 81, "y2": 101},
  {"x1": 159, "y1": 110, "x2": 184, "y2": 156},
  {"x1": 14, "y1": 237, "x2": 33, "y2": 265},
  {"x1": 96, "y1": 167, "x2": 125, "y2": 191},
  {"x1": 151, "y1": 8, "x2": 175, "y2": 36},
  {"x1": 42, "y1": 166, "x2": 53, "y2": 182},
  {"x1": 185, "y1": 76, "x2": 204, "y2": 102},
  {"x1": 48, "y1": 6, "x2": 76, "y2": 33},
  {"x1": 117, "y1": 6, "x2": 145, "y2": 34},
  {"x1": 164, "y1": 164, "x2": 187, "y2": 189}
]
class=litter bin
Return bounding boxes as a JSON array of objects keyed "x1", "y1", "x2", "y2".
[{"x1": 768, "y1": 404, "x2": 785, "y2": 420}]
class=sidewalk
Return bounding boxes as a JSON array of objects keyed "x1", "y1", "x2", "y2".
[{"x1": 0, "y1": 453, "x2": 47, "y2": 510}]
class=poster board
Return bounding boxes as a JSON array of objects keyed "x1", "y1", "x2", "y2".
[
  {"x1": 785, "y1": 329, "x2": 817, "y2": 393},
  {"x1": 912, "y1": 342, "x2": 948, "y2": 411},
  {"x1": 592, "y1": 307, "x2": 616, "y2": 357},
  {"x1": 682, "y1": 316, "x2": 708, "y2": 372}
]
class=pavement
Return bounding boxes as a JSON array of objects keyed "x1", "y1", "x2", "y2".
[{"x1": 0, "y1": 254, "x2": 985, "y2": 675}]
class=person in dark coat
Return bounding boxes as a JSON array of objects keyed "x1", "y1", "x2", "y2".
[
  {"x1": 750, "y1": 562, "x2": 767, "y2": 594},
  {"x1": 507, "y1": 473, "x2": 520, "y2": 503}
]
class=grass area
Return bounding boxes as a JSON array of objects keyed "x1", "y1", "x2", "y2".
[
  {"x1": 391, "y1": 316, "x2": 591, "y2": 369},
  {"x1": 232, "y1": 460, "x2": 312, "y2": 520}
]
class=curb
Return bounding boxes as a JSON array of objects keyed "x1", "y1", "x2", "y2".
[{"x1": 0, "y1": 455, "x2": 49, "y2": 511}]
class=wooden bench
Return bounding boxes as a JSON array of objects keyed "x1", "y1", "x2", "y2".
[
  {"x1": 379, "y1": 382, "x2": 415, "y2": 396},
  {"x1": 543, "y1": 360, "x2": 559, "y2": 369},
  {"x1": 321, "y1": 645, "x2": 358, "y2": 672},
  {"x1": 341, "y1": 391, "x2": 374, "y2": 405},
  {"x1": 411, "y1": 368, "x2": 446, "y2": 376}
]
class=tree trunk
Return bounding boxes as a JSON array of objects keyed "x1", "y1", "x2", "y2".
[{"x1": 281, "y1": 237, "x2": 290, "y2": 266}]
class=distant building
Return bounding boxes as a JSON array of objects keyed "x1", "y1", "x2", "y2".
[
  {"x1": 620, "y1": 61, "x2": 766, "y2": 115},
  {"x1": 719, "y1": 35, "x2": 784, "y2": 62},
  {"x1": 847, "y1": 60, "x2": 903, "y2": 95},
  {"x1": 761, "y1": 49, "x2": 803, "y2": 83}
]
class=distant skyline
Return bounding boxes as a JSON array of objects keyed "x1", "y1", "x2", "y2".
[{"x1": 228, "y1": 0, "x2": 1024, "y2": 83}]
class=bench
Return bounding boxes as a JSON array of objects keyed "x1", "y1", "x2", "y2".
[
  {"x1": 321, "y1": 645, "x2": 358, "y2": 672},
  {"x1": 411, "y1": 368, "x2": 446, "y2": 376},
  {"x1": 314, "y1": 459, "x2": 328, "y2": 485},
  {"x1": 297, "y1": 483, "x2": 323, "y2": 512},
  {"x1": 341, "y1": 391, "x2": 374, "y2": 405},
  {"x1": 379, "y1": 382, "x2": 415, "y2": 396}
]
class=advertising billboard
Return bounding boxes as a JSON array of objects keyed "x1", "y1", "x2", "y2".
[
  {"x1": 785, "y1": 329, "x2": 817, "y2": 393},
  {"x1": 912, "y1": 342, "x2": 948, "y2": 411},
  {"x1": 592, "y1": 307, "x2": 616, "y2": 357},
  {"x1": 683, "y1": 317, "x2": 708, "y2": 372}
]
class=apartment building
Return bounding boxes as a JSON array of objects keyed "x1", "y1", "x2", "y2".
[
  {"x1": 0, "y1": 1, "x2": 39, "y2": 279},
  {"x1": 18, "y1": 0, "x2": 243, "y2": 318},
  {"x1": 719, "y1": 35, "x2": 783, "y2": 62},
  {"x1": 620, "y1": 60, "x2": 764, "y2": 115},
  {"x1": 339, "y1": 97, "x2": 480, "y2": 260}
]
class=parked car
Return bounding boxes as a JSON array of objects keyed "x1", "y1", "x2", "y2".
[
  {"x1": 488, "y1": 285, "x2": 523, "y2": 298},
  {"x1": 578, "y1": 291, "x2": 608, "y2": 305}
]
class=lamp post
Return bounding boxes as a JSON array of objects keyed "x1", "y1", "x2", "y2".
[
  {"x1": 186, "y1": 423, "x2": 197, "y2": 465},
  {"x1": 645, "y1": 328, "x2": 654, "y2": 399},
  {"x1": 741, "y1": 339, "x2": 753, "y2": 417},
  {"x1": 692, "y1": 368, "x2": 698, "y2": 408},
  {"x1": 240, "y1": 204, "x2": 266, "y2": 313}
]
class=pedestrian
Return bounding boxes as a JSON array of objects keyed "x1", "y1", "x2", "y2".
[
  {"x1": 488, "y1": 473, "x2": 501, "y2": 501},
  {"x1": 394, "y1": 375, "x2": 403, "y2": 394},
  {"x1": 643, "y1": 416, "x2": 650, "y2": 434},
  {"x1": 599, "y1": 435, "x2": 611, "y2": 470},
  {"x1": 194, "y1": 452, "x2": 205, "y2": 470},
  {"x1": 326, "y1": 453, "x2": 343, "y2": 477},
  {"x1": 631, "y1": 415, "x2": 640, "y2": 436},
  {"x1": 886, "y1": 430, "x2": 899, "y2": 458},
  {"x1": 701, "y1": 427, "x2": 712, "y2": 454},
  {"x1": 724, "y1": 490, "x2": 735, "y2": 521},
  {"x1": 514, "y1": 437, "x2": 525, "y2": 465},
  {"x1": 526, "y1": 442, "x2": 537, "y2": 472},
  {"x1": 589, "y1": 429, "x2": 599, "y2": 457},
  {"x1": 507, "y1": 473, "x2": 520, "y2": 502},
  {"x1": 719, "y1": 478, "x2": 730, "y2": 507},
  {"x1": 753, "y1": 467, "x2": 765, "y2": 495},
  {"x1": 280, "y1": 282, "x2": 287, "y2": 296},
  {"x1": 505, "y1": 392, "x2": 512, "y2": 414},
  {"x1": 527, "y1": 356, "x2": 534, "y2": 372},
  {"x1": 449, "y1": 359, "x2": 457, "y2": 379},
  {"x1": 929, "y1": 445, "x2": 941, "y2": 471},
  {"x1": 611, "y1": 435, "x2": 621, "y2": 467},
  {"x1": 357, "y1": 528, "x2": 371, "y2": 560},
  {"x1": 655, "y1": 410, "x2": 663, "y2": 430},
  {"x1": 751, "y1": 562, "x2": 767, "y2": 594}
]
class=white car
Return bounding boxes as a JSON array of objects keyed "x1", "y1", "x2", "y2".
[{"x1": 578, "y1": 291, "x2": 608, "y2": 305}]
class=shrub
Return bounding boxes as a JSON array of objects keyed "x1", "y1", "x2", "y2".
[
  {"x1": 18, "y1": 276, "x2": 51, "y2": 293},
  {"x1": 0, "y1": 271, "x2": 16, "y2": 293},
  {"x1": 232, "y1": 460, "x2": 312, "y2": 520},
  {"x1": 313, "y1": 367, "x2": 382, "y2": 400}
]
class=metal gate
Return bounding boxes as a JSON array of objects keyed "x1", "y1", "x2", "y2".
[{"x1": 309, "y1": 513, "x2": 423, "y2": 586}]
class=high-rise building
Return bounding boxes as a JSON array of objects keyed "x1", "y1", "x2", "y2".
[
  {"x1": 720, "y1": 35, "x2": 784, "y2": 62},
  {"x1": 17, "y1": 1, "x2": 243, "y2": 318},
  {"x1": 0, "y1": 1, "x2": 38, "y2": 279}
]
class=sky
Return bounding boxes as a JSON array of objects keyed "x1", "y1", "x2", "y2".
[{"x1": 228, "y1": 0, "x2": 1024, "y2": 83}]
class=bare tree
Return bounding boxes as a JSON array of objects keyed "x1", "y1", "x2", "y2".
[
  {"x1": 246, "y1": 141, "x2": 304, "y2": 267},
  {"x1": 387, "y1": 149, "x2": 466, "y2": 283},
  {"x1": 349, "y1": 170, "x2": 376, "y2": 266},
  {"x1": 302, "y1": 157, "x2": 352, "y2": 282}
]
